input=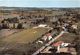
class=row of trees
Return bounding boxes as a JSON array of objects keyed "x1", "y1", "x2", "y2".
[
  {"x1": 1, "y1": 17, "x2": 19, "y2": 23},
  {"x1": 0, "y1": 23, "x2": 23, "y2": 30}
]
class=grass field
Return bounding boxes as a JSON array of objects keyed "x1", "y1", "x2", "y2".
[
  {"x1": 2, "y1": 27, "x2": 49, "y2": 44},
  {"x1": 55, "y1": 33, "x2": 78, "y2": 43}
]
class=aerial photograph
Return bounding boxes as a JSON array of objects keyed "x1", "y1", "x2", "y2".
[{"x1": 0, "y1": 0, "x2": 80, "y2": 55}]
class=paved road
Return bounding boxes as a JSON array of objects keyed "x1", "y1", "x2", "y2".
[{"x1": 32, "y1": 31, "x2": 65, "y2": 55}]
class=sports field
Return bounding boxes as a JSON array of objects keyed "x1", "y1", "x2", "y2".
[{"x1": 2, "y1": 27, "x2": 49, "y2": 43}]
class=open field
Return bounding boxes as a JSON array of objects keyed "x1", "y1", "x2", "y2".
[
  {"x1": 55, "y1": 33, "x2": 78, "y2": 43},
  {"x1": 0, "y1": 29, "x2": 22, "y2": 37},
  {"x1": 2, "y1": 27, "x2": 49, "y2": 43}
]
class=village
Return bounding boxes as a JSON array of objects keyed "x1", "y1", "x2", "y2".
[{"x1": 0, "y1": 8, "x2": 80, "y2": 55}]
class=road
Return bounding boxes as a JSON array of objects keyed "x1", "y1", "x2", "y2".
[{"x1": 32, "y1": 31, "x2": 65, "y2": 55}]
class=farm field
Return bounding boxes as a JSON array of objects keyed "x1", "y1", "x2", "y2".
[
  {"x1": 2, "y1": 27, "x2": 49, "y2": 44},
  {"x1": 55, "y1": 33, "x2": 78, "y2": 43},
  {"x1": 0, "y1": 29, "x2": 21, "y2": 37}
]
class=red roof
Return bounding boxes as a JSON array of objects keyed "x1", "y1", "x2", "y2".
[
  {"x1": 53, "y1": 41, "x2": 64, "y2": 47},
  {"x1": 46, "y1": 33, "x2": 51, "y2": 37}
]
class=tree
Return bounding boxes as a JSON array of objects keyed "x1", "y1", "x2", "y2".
[
  {"x1": 2, "y1": 23, "x2": 8, "y2": 29},
  {"x1": 0, "y1": 25, "x2": 2, "y2": 30},
  {"x1": 17, "y1": 23, "x2": 23, "y2": 29}
]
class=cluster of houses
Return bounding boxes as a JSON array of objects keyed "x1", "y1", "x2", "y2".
[
  {"x1": 36, "y1": 30, "x2": 78, "y2": 55},
  {"x1": 38, "y1": 41, "x2": 77, "y2": 55},
  {"x1": 32, "y1": 9, "x2": 80, "y2": 55},
  {"x1": 0, "y1": 8, "x2": 80, "y2": 55},
  {"x1": 0, "y1": 8, "x2": 67, "y2": 30},
  {"x1": 36, "y1": 33, "x2": 53, "y2": 44}
]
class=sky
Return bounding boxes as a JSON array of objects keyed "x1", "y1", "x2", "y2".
[{"x1": 0, "y1": 0, "x2": 80, "y2": 7}]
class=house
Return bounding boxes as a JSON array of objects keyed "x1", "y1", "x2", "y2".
[
  {"x1": 53, "y1": 41, "x2": 64, "y2": 47},
  {"x1": 46, "y1": 33, "x2": 52, "y2": 40},
  {"x1": 40, "y1": 46, "x2": 52, "y2": 53},
  {"x1": 8, "y1": 23, "x2": 18, "y2": 28},
  {"x1": 50, "y1": 16, "x2": 58, "y2": 22},
  {"x1": 52, "y1": 41, "x2": 77, "y2": 55},
  {"x1": 71, "y1": 24, "x2": 78, "y2": 30},
  {"x1": 56, "y1": 47, "x2": 77, "y2": 55},
  {"x1": 38, "y1": 24, "x2": 47, "y2": 27},
  {"x1": 42, "y1": 33, "x2": 52, "y2": 41}
]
